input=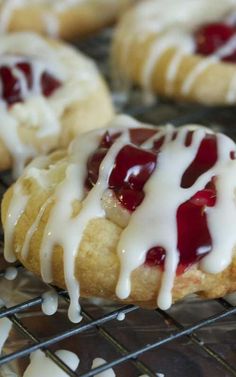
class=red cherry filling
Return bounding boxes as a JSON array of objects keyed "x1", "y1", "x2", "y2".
[
  {"x1": 85, "y1": 128, "x2": 233, "y2": 274},
  {"x1": 130, "y1": 128, "x2": 157, "y2": 145},
  {"x1": 182, "y1": 132, "x2": 217, "y2": 188},
  {"x1": 0, "y1": 60, "x2": 61, "y2": 106},
  {"x1": 146, "y1": 185, "x2": 216, "y2": 273},
  {"x1": 41, "y1": 71, "x2": 61, "y2": 97},
  {"x1": 86, "y1": 129, "x2": 157, "y2": 211},
  {"x1": 86, "y1": 148, "x2": 108, "y2": 189},
  {"x1": 195, "y1": 22, "x2": 236, "y2": 62}
]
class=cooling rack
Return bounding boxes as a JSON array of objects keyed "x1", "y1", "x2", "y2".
[{"x1": 0, "y1": 29, "x2": 236, "y2": 377}]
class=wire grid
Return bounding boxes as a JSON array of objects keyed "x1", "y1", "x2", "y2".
[
  {"x1": 0, "y1": 263, "x2": 236, "y2": 377},
  {"x1": 0, "y1": 29, "x2": 236, "y2": 377}
]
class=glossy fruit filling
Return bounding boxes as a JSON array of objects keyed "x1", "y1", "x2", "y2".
[
  {"x1": 0, "y1": 59, "x2": 61, "y2": 106},
  {"x1": 86, "y1": 128, "x2": 233, "y2": 274},
  {"x1": 195, "y1": 22, "x2": 236, "y2": 62}
]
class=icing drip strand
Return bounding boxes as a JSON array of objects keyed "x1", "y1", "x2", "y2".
[
  {"x1": 41, "y1": 289, "x2": 58, "y2": 316},
  {"x1": 0, "y1": 318, "x2": 12, "y2": 354},
  {"x1": 4, "y1": 116, "x2": 236, "y2": 321},
  {"x1": 92, "y1": 358, "x2": 116, "y2": 377},
  {"x1": 23, "y1": 349, "x2": 79, "y2": 377}
]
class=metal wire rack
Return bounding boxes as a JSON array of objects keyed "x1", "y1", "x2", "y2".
[{"x1": 0, "y1": 29, "x2": 236, "y2": 377}]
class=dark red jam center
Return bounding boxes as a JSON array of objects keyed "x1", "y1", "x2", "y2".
[
  {"x1": 195, "y1": 22, "x2": 236, "y2": 62},
  {"x1": 0, "y1": 59, "x2": 61, "y2": 106},
  {"x1": 86, "y1": 128, "x2": 233, "y2": 274}
]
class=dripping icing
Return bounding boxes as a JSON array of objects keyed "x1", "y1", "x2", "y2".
[
  {"x1": 3, "y1": 155, "x2": 52, "y2": 262},
  {"x1": 0, "y1": 300, "x2": 12, "y2": 355},
  {"x1": 116, "y1": 312, "x2": 125, "y2": 321},
  {"x1": 23, "y1": 349, "x2": 79, "y2": 377},
  {"x1": 4, "y1": 266, "x2": 18, "y2": 280},
  {"x1": 91, "y1": 358, "x2": 116, "y2": 377},
  {"x1": 4, "y1": 183, "x2": 29, "y2": 262},
  {"x1": 0, "y1": 32, "x2": 101, "y2": 176},
  {"x1": 39, "y1": 130, "x2": 130, "y2": 323},
  {"x1": 4, "y1": 116, "x2": 236, "y2": 320},
  {"x1": 0, "y1": 316, "x2": 12, "y2": 354},
  {"x1": 41, "y1": 289, "x2": 58, "y2": 316}
]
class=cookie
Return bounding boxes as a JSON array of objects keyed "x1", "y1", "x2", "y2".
[
  {"x1": 112, "y1": 0, "x2": 236, "y2": 105},
  {"x1": 2, "y1": 115, "x2": 236, "y2": 322},
  {"x1": 0, "y1": 32, "x2": 114, "y2": 176}
]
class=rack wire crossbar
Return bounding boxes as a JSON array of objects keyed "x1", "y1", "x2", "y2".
[{"x1": 0, "y1": 282, "x2": 236, "y2": 377}]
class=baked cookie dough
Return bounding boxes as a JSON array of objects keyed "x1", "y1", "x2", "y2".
[
  {"x1": 0, "y1": 0, "x2": 135, "y2": 39},
  {"x1": 112, "y1": 0, "x2": 236, "y2": 105},
  {"x1": 2, "y1": 115, "x2": 236, "y2": 322}
]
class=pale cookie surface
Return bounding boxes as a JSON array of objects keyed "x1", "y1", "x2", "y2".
[
  {"x1": 0, "y1": 0, "x2": 135, "y2": 39},
  {"x1": 0, "y1": 32, "x2": 114, "y2": 177},
  {"x1": 2, "y1": 115, "x2": 236, "y2": 323},
  {"x1": 113, "y1": 0, "x2": 236, "y2": 105}
]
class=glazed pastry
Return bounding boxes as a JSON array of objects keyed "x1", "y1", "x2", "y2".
[
  {"x1": 2, "y1": 115, "x2": 236, "y2": 323},
  {"x1": 112, "y1": 0, "x2": 236, "y2": 105},
  {"x1": 0, "y1": 32, "x2": 114, "y2": 177},
  {"x1": 0, "y1": 0, "x2": 135, "y2": 40}
]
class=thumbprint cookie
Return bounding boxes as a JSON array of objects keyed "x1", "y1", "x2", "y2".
[
  {"x1": 2, "y1": 115, "x2": 236, "y2": 322},
  {"x1": 113, "y1": 0, "x2": 236, "y2": 105},
  {"x1": 0, "y1": 32, "x2": 114, "y2": 177}
]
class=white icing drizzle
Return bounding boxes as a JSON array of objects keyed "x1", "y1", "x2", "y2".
[
  {"x1": 116, "y1": 312, "x2": 125, "y2": 321},
  {"x1": 116, "y1": 126, "x2": 236, "y2": 309},
  {"x1": 40, "y1": 131, "x2": 130, "y2": 323},
  {"x1": 0, "y1": 317, "x2": 12, "y2": 354},
  {"x1": 4, "y1": 116, "x2": 236, "y2": 320},
  {"x1": 141, "y1": 31, "x2": 194, "y2": 95},
  {"x1": 21, "y1": 197, "x2": 53, "y2": 260},
  {"x1": 0, "y1": 32, "x2": 101, "y2": 176},
  {"x1": 92, "y1": 358, "x2": 116, "y2": 377},
  {"x1": 4, "y1": 183, "x2": 28, "y2": 262},
  {"x1": 166, "y1": 50, "x2": 185, "y2": 95},
  {"x1": 201, "y1": 134, "x2": 236, "y2": 273},
  {"x1": 4, "y1": 266, "x2": 18, "y2": 280},
  {"x1": 227, "y1": 74, "x2": 236, "y2": 103},
  {"x1": 42, "y1": 12, "x2": 60, "y2": 38},
  {"x1": 0, "y1": 109, "x2": 35, "y2": 178},
  {"x1": 23, "y1": 349, "x2": 79, "y2": 377},
  {"x1": 181, "y1": 34, "x2": 236, "y2": 96},
  {"x1": 3, "y1": 154, "x2": 52, "y2": 262},
  {"x1": 41, "y1": 289, "x2": 58, "y2": 316},
  {"x1": 114, "y1": 0, "x2": 236, "y2": 101},
  {"x1": 117, "y1": 127, "x2": 202, "y2": 307},
  {"x1": 181, "y1": 58, "x2": 217, "y2": 95}
]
